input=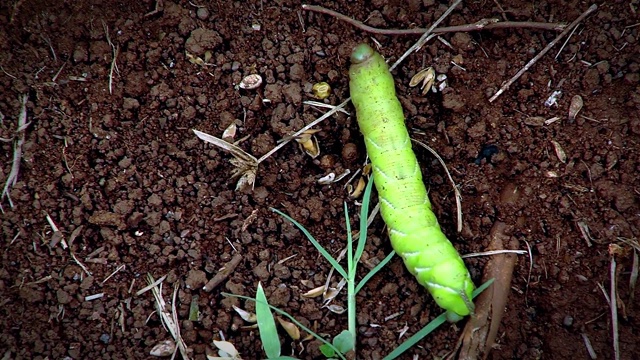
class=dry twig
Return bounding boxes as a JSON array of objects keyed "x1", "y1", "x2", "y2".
[
  {"x1": 301, "y1": 4, "x2": 566, "y2": 36},
  {"x1": 489, "y1": 4, "x2": 598, "y2": 102},
  {"x1": 203, "y1": 254, "x2": 243, "y2": 292}
]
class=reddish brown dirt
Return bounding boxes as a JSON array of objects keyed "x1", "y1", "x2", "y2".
[{"x1": 1, "y1": 0, "x2": 639, "y2": 359}]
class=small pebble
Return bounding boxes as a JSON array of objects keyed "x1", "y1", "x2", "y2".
[
  {"x1": 341, "y1": 143, "x2": 358, "y2": 164},
  {"x1": 99, "y1": 333, "x2": 111, "y2": 344},
  {"x1": 563, "y1": 315, "x2": 574, "y2": 327},
  {"x1": 196, "y1": 7, "x2": 209, "y2": 20}
]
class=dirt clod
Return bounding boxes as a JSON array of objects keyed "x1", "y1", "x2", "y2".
[{"x1": 185, "y1": 28, "x2": 222, "y2": 55}]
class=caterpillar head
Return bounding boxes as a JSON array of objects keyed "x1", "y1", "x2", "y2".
[{"x1": 350, "y1": 43, "x2": 375, "y2": 64}]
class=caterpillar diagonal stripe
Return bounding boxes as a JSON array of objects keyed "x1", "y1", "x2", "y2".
[{"x1": 348, "y1": 43, "x2": 474, "y2": 322}]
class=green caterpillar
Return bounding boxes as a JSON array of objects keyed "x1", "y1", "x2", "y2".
[{"x1": 348, "y1": 43, "x2": 474, "y2": 322}]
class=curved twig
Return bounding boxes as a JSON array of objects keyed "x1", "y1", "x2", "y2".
[{"x1": 302, "y1": 4, "x2": 567, "y2": 36}]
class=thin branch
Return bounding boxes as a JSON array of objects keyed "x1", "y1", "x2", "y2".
[
  {"x1": 489, "y1": 4, "x2": 598, "y2": 102},
  {"x1": 302, "y1": 4, "x2": 566, "y2": 36}
]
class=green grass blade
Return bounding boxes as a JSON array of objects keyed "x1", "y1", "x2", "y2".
[
  {"x1": 355, "y1": 250, "x2": 396, "y2": 294},
  {"x1": 255, "y1": 282, "x2": 281, "y2": 358},
  {"x1": 385, "y1": 312, "x2": 448, "y2": 360},
  {"x1": 345, "y1": 202, "x2": 354, "y2": 279},
  {"x1": 353, "y1": 178, "x2": 375, "y2": 269},
  {"x1": 188, "y1": 294, "x2": 199, "y2": 321},
  {"x1": 223, "y1": 292, "x2": 348, "y2": 360},
  {"x1": 271, "y1": 208, "x2": 348, "y2": 279},
  {"x1": 383, "y1": 278, "x2": 495, "y2": 360}
]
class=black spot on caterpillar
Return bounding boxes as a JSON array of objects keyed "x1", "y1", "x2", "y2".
[{"x1": 349, "y1": 43, "x2": 475, "y2": 321}]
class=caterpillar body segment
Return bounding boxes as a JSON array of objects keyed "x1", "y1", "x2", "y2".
[{"x1": 348, "y1": 43, "x2": 474, "y2": 321}]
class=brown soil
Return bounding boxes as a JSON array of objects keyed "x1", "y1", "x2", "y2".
[{"x1": 1, "y1": 1, "x2": 639, "y2": 359}]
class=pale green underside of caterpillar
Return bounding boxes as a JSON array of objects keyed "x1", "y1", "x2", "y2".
[{"x1": 348, "y1": 43, "x2": 474, "y2": 321}]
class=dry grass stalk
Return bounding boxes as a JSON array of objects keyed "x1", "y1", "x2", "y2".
[
  {"x1": 103, "y1": 21, "x2": 120, "y2": 95},
  {"x1": 193, "y1": 129, "x2": 258, "y2": 190},
  {"x1": 147, "y1": 274, "x2": 190, "y2": 360},
  {"x1": 412, "y1": 139, "x2": 463, "y2": 233},
  {"x1": 1, "y1": 94, "x2": 28, "y2": 210},
  {"x1": 489, "y1": 4, "x2": 598, "y2": 102},
  {"x1": 460, "y1": 249, "x2": 527, "y2": 258}
]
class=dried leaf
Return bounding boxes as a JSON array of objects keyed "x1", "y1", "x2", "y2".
[
  {"x1": 222, "y1": 123, "x2": 237, "y2": 143},
  {"x1": 323, "y1": 278, "x2": 346, "y2": 303},
  {"x1": 325, "y1": 304, "x2": 346, "y2": 314},
  {"x1": 458, "y1": 221, "x2": 517, "y2": 359},
  {"x1": 524, "y1": 116, "x2": 546, "y2": 127},
  {"x1": 301, "y1": 285, "x2": 326, "y2": 298},
  {"x1": 212, "y1": 340, "x2": 242, "y2": 359},
  {"x1": 569, "y1": 95, "x2": 583, "y2": 120},
  {"x1": 409, "y1": 67, "x2": 435, "y2": 89},
  {"x1": 193, "y1": 129, "x2": 257, "y2": 164},
  {"x1": 193, "y1": 129, "x2": 258, "y2": 191},
  {"x1": 348, "y1": 177, "x2": 366, "y2": 198},
  {"x1": 362, "y1": 163, "x2": 372, "y2": 176},
  {"x1": 232, "y1": 305, "x2": 257, "y2": 323},
  {"x1": 277, "y1": 317, "x2": 301, "y2": 340},
  {"x1": 150, "y1": 339, "x2": 176, "y2": 357},
  {"x1": 551, "y1": 140, "x2": 567, "y2": 163},
  {"x1": 323, "y1": 287, "x2": 339, "y2": 302},
  {"x1": 295, "y1": 130, "x2": 321, "y2": 158},
  {"x1": 186, "y1": 51, "x2": 206, "y2": 66}
]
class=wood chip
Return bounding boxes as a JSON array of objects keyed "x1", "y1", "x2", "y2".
[{"x1": 203, "y1": 254, "x2": 243, "y2": 292}]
